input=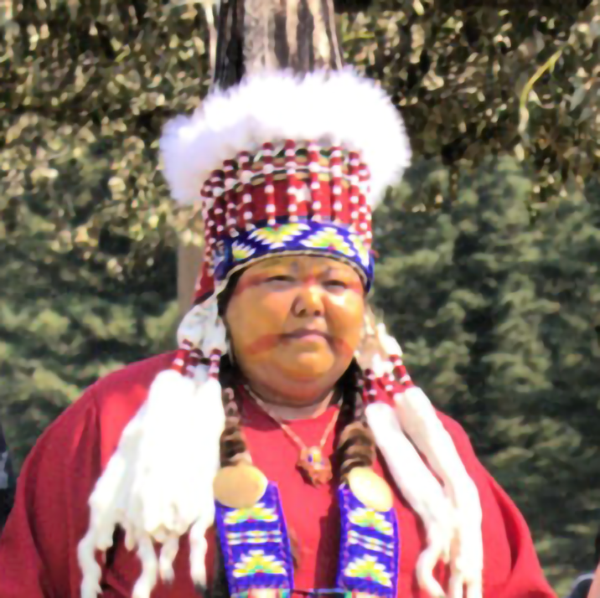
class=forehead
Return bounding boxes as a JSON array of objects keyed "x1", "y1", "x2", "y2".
[{"x1": 245, "y1": 255, "x2": 361, "y2": 275}]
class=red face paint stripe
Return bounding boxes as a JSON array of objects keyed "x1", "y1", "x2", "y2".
[
  {"x1": 244, "y1": 334, "x2": 282, "y2": 355},
  {"x1": 231, "y1": 272, "x2": 274, "y2": 296}
]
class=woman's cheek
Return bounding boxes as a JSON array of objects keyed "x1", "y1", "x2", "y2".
[
  {"x1": 230, "y1": 292, "x2": 293, "y2": 355},
  {"x1": 260, "y1": 293, "x2": 295, "y2": 322},
  {"x1": 327, "y1": 293, "x2": 365, "y2": 331},
  {"x1": 329, "y1": 307, "x2": 364, "y2": 354}
]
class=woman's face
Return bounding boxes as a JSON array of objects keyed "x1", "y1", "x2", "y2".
[{"x1": 224, "y1": 255, "x2": 366, "y2": 404}]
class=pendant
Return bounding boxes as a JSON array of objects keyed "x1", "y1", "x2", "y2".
[{"x1": 297, "y1": 446, "x2": 332, "y2": 486}]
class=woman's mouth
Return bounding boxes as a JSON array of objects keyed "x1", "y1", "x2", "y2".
[{"x1": 282, "y1": 329, "x2": 331, "y2": 342}]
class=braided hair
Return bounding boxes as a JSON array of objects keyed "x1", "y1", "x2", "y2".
[
  {"x1": 336, "y1": 359, "x2": 376, "y2": 481},
  {"x1": 210, "y1": 353, "x2": 249, "y2": 598}
]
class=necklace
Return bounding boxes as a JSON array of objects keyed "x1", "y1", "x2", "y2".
[{"x1": 244, "y1": 385, "x2": 341, "y2": 486}]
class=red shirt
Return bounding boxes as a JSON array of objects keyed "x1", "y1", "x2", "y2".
[{"x1": 0, "y1": 354, "x2": 555, "y2": 598}]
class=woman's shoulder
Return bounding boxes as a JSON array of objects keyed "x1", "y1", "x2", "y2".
[
  {"x1": 55, "y1": 352, "x2": 175, "y2": 422},
  {"x1": 90, "y1": 352, "x2": 176, "y2": 410},
  {"x1": 85, "y1": 352, "x2": 176, "y2": 464},
  {"x1": 28, "y1": 353, "x2": 176, "y2": 468}
]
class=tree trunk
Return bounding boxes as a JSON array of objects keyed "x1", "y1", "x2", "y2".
[{"x1": 213, "y1": 0, "x2": 344, "y2": 89}]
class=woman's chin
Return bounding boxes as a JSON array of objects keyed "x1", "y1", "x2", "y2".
[{"x1": 279, "y1": 354, "x2": 334, "y2": 381}]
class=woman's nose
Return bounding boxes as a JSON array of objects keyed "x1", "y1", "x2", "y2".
[{"x1": 292, "y1": 283, "x2": 324, "y2": 317}]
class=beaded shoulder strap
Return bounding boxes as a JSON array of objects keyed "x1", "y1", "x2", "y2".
[
  {"x1": 215, "y1": 482, "x2": 295, "y2": 597},
  {"x1": 336, "y1": 485, "x2": 400, "y2": 598},
  {"x1": 215, "y1": 479, "x2": 400, "y2": 598}
]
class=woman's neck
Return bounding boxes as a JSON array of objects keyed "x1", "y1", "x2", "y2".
[{"x1": 245, "y1": 381, "x2": 336, "y2": 420}]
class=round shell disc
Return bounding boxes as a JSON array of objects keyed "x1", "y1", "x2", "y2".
[
  {"x1": 213, "y1": 464, "x2": 268, "y2": 509},
  {"x1": 348, "y1": 467, "x2": 394, "y2": 512}
]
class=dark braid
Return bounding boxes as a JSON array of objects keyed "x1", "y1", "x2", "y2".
[
  {"x1": 337, "y1": 360, "x2": 376, "y2": 482},
  {"x1": 211, "y1": 274, "x2": 248, "y2": 598},
  {"x1": 217, "y1": 271, "x2": 252, "y2": 469},
  {"x1": 218, "y1": 354, "x2": 250, "y2": 468},
  {"x1": 210, "y1": 355, "x2": 248, "y2": 598}
]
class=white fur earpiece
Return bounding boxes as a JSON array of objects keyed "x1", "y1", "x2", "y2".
[{"x1": 357, "y1": 315, "x2": 483, "y2": 598}]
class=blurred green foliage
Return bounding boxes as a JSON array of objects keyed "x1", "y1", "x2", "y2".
[{"x1": 1, "y1": 0, "x2": 600, "y2": 593}]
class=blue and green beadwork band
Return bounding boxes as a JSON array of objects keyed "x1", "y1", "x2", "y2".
[{"x1": 213, "y1": 220, "x2": 375, "y2": 293}]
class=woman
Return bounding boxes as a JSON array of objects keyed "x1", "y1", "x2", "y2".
[{"x1": 0, "y1": 71, "x2": 555, "y2": 598}]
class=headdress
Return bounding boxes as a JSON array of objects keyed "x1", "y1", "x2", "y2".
[
  {"x1": 162, "y1": 69, "x2": 410, "y2": 300},
  {"x1": 78, "y1": 3, "x2": 483, "y2": 598}
]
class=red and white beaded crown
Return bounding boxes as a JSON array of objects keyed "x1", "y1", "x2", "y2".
[{"x1": 160, "y1": 69, "x2": 411, "y2": 302}]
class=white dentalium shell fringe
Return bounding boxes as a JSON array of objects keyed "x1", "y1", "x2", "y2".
[
  {"x1": 394, "y1": 386, "x2": 483, "y2": 598},
  {"x1": 177, "y1": 298, "x2": 227, "y2": 357},
  {"x1": 78, "y1": 365, "x2": 225, "y2": 598},
  {"x1": 365, "y1": 402, "x2": 454, "y2": 598},
  {"x1": 160, "y1": 68, "x2": 411, "y2": 207},
  {"x1": 368, "y1": 321, "x2": 483, "y2": 598}
]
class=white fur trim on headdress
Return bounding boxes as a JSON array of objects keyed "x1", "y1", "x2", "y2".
[{"x1": 160, "y1": 69, "x2": 411, "y2": 207}]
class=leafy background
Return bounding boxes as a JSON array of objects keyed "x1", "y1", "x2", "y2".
[{"x1": 2, "y1": 0, "x2": 600, "y2": 593}]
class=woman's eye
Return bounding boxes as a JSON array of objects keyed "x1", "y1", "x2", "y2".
[
  {"x1": 324, "y1": 279, "x2": 347, "y2": 289},
  {"x1": 265, "y1": 275, "x2": 295, "y2": 283}
]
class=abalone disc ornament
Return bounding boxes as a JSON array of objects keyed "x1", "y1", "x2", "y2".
[
  {"x1": 348, "y1": 466, "x2": 394, "y2": 512},
  {"x1": 213, "y1": 463, "x2": 269, "y2": 509}
]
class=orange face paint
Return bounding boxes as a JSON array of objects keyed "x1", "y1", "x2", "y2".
[{"x1": 224, "y1": 255, "x2": 366, "y2": 404}]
